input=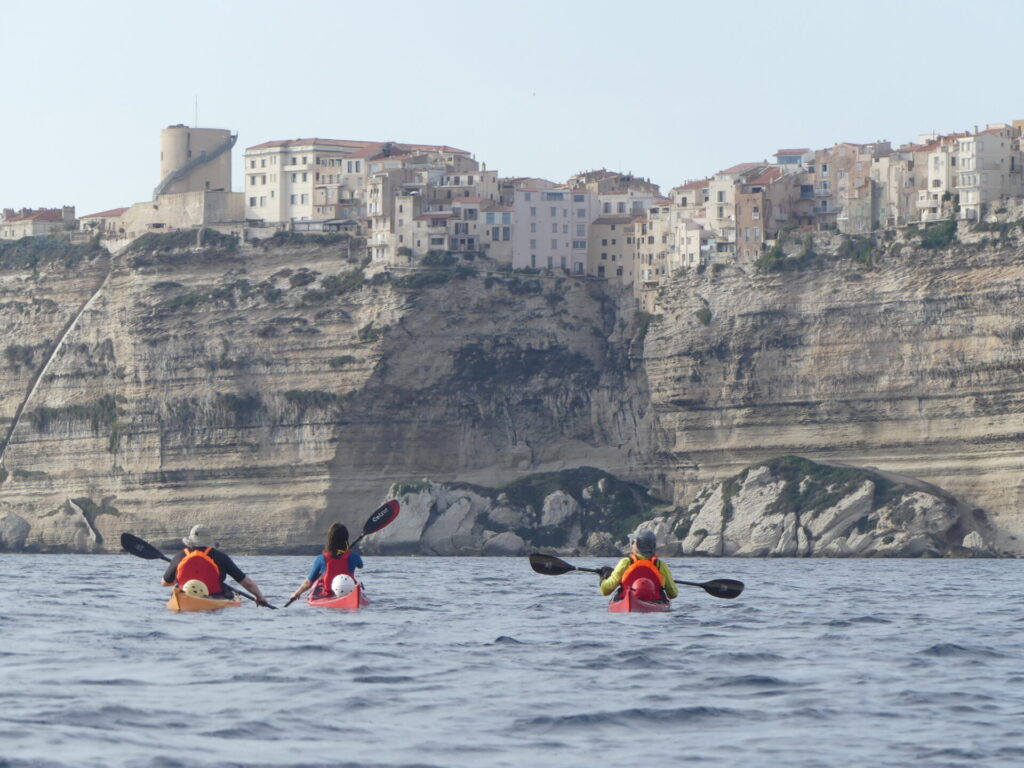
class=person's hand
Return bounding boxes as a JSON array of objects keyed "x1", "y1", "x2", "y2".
[
  {"x1": 598, "y1": 566, "x2": 613, "y2": 580},
  {"x1": 256, "y1": 597, "x2": 271, "y2": 608}
]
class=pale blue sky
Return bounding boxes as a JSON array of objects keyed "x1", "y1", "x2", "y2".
[{"x1": 2, "y1": 0, "x2": 1021, "y2": 216}]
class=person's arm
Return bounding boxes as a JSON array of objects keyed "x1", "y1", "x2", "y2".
[
  {"x1": 349, "y1": 550, "x2": 364, "y2": 570},
  {"x1": 217, "y1": 552, "x2": 269, "y2": 605},
  {"x1": 659, "y1": 561, "x2": 679, "y2": 599},
  {"x1": 239, "y1": 576, "x2": 268, "y2": 604},
  {"x1": 160, "y1": 552, "x2": 184, "y2": 586},
  {"x1": 599, "y1": 558, "x2": 630, "y2": 596},
  {"x1": 289, "y1": 555, "x2": 326, "y2": 603}
]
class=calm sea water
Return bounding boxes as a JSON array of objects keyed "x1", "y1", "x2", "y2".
[{"x1": 2, "y1": 555, "x2": 1023, "y2": 768}]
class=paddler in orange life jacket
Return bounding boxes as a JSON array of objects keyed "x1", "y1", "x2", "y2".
[
  {"x1": 598, "y1": 529, "x2": 679, "y2": 602},
  {"x1": 287, "y1": 522, "x2": 365, "y2": 603},
  {"x1": 160, "y1": 524, "x2": 270, "y2": 606}
]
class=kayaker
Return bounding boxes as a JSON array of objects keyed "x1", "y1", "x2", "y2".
[
  {"x1": 598, "y1": 529, "x2": 679, "y2": 602},
  {"x1": 160, "y1": 524, "x2": 270, "y2": 606},
  {"x1": 287, "y1": 522, "x2": 365, "y2": 603}
]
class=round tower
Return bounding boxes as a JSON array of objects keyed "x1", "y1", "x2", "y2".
[{"x1": 155, "y1": 125, "x2": 236, "y2": 198}]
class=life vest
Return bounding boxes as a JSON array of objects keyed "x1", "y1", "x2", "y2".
[
  {"x1": 620, "y1": 553, "x2": 664, "y2": 591},
  {"x1": 176, "y1": 547, "x2": 222, "y2": 595},
  {"x1": 317, "y1": 548, "x2": 354, "y2": 594}
]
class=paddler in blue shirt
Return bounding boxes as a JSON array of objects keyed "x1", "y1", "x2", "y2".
[
  {"x1": 598, "y1": 529, "x2": 679, "y2": 601},
  {"x1": 288, "y1": 522, "x2": 365, "y2": 603}
]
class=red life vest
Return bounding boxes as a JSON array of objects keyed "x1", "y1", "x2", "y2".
[
  {"x1": 318, "y1": 549, "x2": 354, "y2": 593},
  {"x1": 176, "y1": 547, "x2": 222, "y2": 595}
]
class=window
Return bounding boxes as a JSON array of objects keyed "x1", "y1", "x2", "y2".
[
  {"x1": 502, "y1": 213, "x2": 511, "y2": 225},
  {"x1": 492, "y1": 227, "x2": 500, "y2": 241},
  {"x1": 603, "y1": 202, "x2": 611, "y2": 213},
  {"x1": 530, "y1": 207, "x2": 537, "y2": 217},
  {"x1": 562, "y1": 224, "x2": 568, "y2": 233},
  {"x1": 550, "y1": 207, "x2": 557, "y2": 216},
  {"x1": 502, "y1": 227, "x2": 510, "y2": 241},
  {"x1": 530, "y1": 223, "x2": 536, "y2": 233},
  {"x1": 249, "y1": 175, "x2": 256, "y2": 185},
  {"x1": 602, "y1": 239, "x2": 608, "y2": 246},
  {"x1": 249, "y1": 160, "x2": 256, "y2": 169},
  {"x1": 717, "y1": 191, "x2": 725, "y2": 202},
  {"x1": 486, "y1": 213, "x2": 495, "y2": 224},
  {"x1": 576, "y1": 224, "x2": 585, "y2": 237},
  {"x1": 531, "y1": 254, "x2": 536, "y2": 267},
  {"x1": 573, "y1": 194, "x2": 584, "y2": 202},
  {"x1": 530, "y1": 239, "x2": 537, "y2": 249},
  {"x1": 524, "y1": 192, "x2": 532, "y2": 201},
  {"x1": 753, "y1": 206, "x2": 760, "y2": 220},
  {"x1": 551, "y1": 239, "x2": 558, "y2": 249},
  {"x1": 248, "y1": 197, "x2": 257, "y2": 206},
  {"x1": 551, "y1": 223, "x2": 558, "y2": 233},
  {"x1": 617, "y1": 202, "x2": 626, "y2": 213},
  {"x1": 455, "y1": 223, "x2": 469, "y2": 234},
  {"x1": 430, "y1": 237, "x2": 444, "y2": 246},
  {"x1": 680, "y1": 196, "x2": 688, "y2": 206},
  {"x1": 301, "y1": 194, "x2": 308, "y2": 204},
  {"x1": 601, "y1": 253, "x2": 608, "y2": 260},
  {"x1": 290, "y1": 194, "x2": 297, "y2": 204},
  {"x1": 572, "y1": 240, "x2": 586, "y2": 249},
  {"x1": 717, "y1": 206, "x2": 725, "y2": 217},
  {"x1": 598, "y1": 265, "x2": 605, "y2": 277},
  {"x1": 259, "y1": 196, "x2": 266, "y2": 206},
  {"x1": 302, "y1": 173, "x2": 308, "y2": 182},
  {"x1": 576, "y1": 208, "x2": 586, "y2": 218},
  {"x1": 821, "y1": 163, "x2": 829, "y2": 176},
  {"x1": 291, "y1": 173, "x2": 297, "y2": 182}
]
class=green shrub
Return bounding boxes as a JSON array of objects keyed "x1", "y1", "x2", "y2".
[
  {"x1": 695, "y1": 307, "x2": 712, "y2": 326},
  {"x1": 920, "y1": 218, "x2": 957, "y2": 249},
  {"x1": 328, "y1": 355, "x2": 357, "y2": 369},
  {"x1": 358, "y1": 323, "x2": 383, "y2": 342},
  {"x1": 422, "y1": 250, "x2": 457, "y2": 266}
]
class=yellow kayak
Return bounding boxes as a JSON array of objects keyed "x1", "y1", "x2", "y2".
[{"x1": 166, "y1": 587, "x2": 242, "y2": 613}]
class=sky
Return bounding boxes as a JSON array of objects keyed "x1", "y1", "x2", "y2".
[{"x1": 2, "y1": 0, "x2": 1022, "y2": 216}]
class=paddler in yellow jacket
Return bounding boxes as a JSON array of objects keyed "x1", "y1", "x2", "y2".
[{"x1": 598, "y1": 529, "x2": 679, "y2": 601}]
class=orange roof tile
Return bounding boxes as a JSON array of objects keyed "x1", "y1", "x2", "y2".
[{"x1": 81, "y1": 207, "x2": 128, "y2": 218}]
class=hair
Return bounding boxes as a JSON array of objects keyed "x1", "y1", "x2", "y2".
[{"x1": 325, "y1": 523, "x2": 350, "y2": 556}]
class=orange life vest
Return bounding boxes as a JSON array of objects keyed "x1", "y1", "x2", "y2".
[
  {"x1": 317, "y1": 549, "x2": 354, "y2": 594},
  {"x1": 620, "y1": 553, "x2": 664, "y2": 590},
  {"x1": 176, "y1": 547, "x2": 222, "y2": 595}
]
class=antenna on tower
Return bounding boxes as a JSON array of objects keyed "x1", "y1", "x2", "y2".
[{"x1": 194, "y1": 96, "x2": 198, "y2": 128}]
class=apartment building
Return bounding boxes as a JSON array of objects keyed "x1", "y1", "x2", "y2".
[
  {"x1": 957, "y1": 125, "x2": 1021, "y2": 221},
  {"x1": 243, "y1": 138, "x2": 472, "y2": 225},
  {"x1": 511, "y1": 184, "x2": 592, "y2": 273},
  {"x1": 587, "y1": 215, "x2": 633, "y2": 282}
]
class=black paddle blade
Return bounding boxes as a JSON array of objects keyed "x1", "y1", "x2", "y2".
[
  {"x1": 528, "y1": 553, "x2": 576, "y2": 575},
  {"x1": 701, "y1": 579, "x2": 744, "y2": 599},
  {"x1": 120, "y1": 532, "x2": 171, "y2": 562},
  {"x1": 364, "y1": 500, "x2": 400, "y2": 535}
]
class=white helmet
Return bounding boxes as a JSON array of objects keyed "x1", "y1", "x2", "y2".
[
  {"x1": 331, "y1": 574, "x2": 356, "y2": 597},
  {"x1": 182, "y1": 579, "x2": 209, "y2": 597}
]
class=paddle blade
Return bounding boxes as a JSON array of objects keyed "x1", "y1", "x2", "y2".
[
  {"x1": 120, "y1": 532, "x2": 171, "y2": 562},
  {"x1": 702, "y1": 579, "x2": 744, "y2": 599},
  {"x1": 529, "y1": 553, "x2": 576, "y2": 576},
  {"x1": 363, "y1": 500, "x2": 400, "y2": 536}
]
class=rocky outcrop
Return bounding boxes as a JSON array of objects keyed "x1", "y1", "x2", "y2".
[
  {"x1": 364, "y1": 468, "x2": 665, "y2": 555},
  {"x1": 636, "y1": 456, "x2": 998, "y2": 557}
]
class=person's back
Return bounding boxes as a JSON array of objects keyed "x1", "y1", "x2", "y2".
[
  {"x1": 160, "y1": 524, "x2": 270, "y2": 605},
  {"x1": 288, "y1": 522, "x2": 365, "y2": 603},
  {"x1": 598, "y1": 530, "x2": 678, "y2": 601}
]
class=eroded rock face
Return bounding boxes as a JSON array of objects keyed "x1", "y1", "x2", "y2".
[
  {"x1": 3, "y1": 229, "x2": 1024, "y2": 555},
  {"x1": 647, "y1": 457, "x2": 997, "y2": 557}
]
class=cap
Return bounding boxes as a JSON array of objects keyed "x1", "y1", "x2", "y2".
[
  {"x1": 632, "y1": 529, "x2": 656, "y2": 556},
  {"x1": 182, "y1": 524, "x2": 215, "y2": 548}
]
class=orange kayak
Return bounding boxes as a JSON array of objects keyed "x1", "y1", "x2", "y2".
[
  {"x1": 167, "y1": 587, "x2": 242, "y2": 613},
  {"x1": 306, "y1": 583, "x2": 370, "y2": 611}
]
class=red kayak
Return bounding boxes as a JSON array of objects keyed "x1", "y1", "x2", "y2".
[
  {"x1": 608, "y1": 587, "x2": 672, "y2": 613},
  {"x1": 306, "y1": 583, "x2": 371, "y2": 611}
]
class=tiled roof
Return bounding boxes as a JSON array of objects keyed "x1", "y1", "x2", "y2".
[
  {"x1": 717, "y1": 162, "x2": 762, "y2": 176},
  {"x1": 246, "y1": 138, "x2": 377, "y2": 151},
  {"x1": 81, "y1": 207, "x2": 128, "y2": 219},
  {"x1": 675, "y1": 178, "x2": 710, "y2": 191},
  {"x1": 775, "y1": 148, "x2": 809, "y2": 156},
  {"x1": 4, "y1": 209, "x2": 64, "y2": 222},
  {"x1": 748, "y1": 167, "x2": 783, "y2": 185}
]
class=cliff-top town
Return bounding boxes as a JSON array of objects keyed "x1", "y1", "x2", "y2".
[{"x1": 3, "y1": 119, "x2": 1023, "y2": 312}]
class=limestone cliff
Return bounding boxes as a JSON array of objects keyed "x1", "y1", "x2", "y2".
[{"x1": 2, "y1": 221, "x2": 1024, "y2": 555}]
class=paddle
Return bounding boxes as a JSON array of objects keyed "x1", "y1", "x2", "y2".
[
  {"x1": 283, "y1": 500, "x2": 401, "y2": 607},
  {"x1": 120, "y1": 532, "x2": 276, "y2": 609},
  {"x1": 528, "y1": 552, "x2": 744, "y2": 599}
]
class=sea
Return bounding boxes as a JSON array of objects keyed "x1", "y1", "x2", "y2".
[{"x1": 2, "y1": 555, "x2": 1023, "y2": 768}]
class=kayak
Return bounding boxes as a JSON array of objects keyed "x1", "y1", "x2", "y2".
[
  {"x1": 167, "y1": 587, "x2": 242, "y2": 613},
  {"x1": 306, "y1": 583, "x2": 370, "y2": 611},
  {"x1": 608, "y1": 589, "x2": 672, "y2": 613}
]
